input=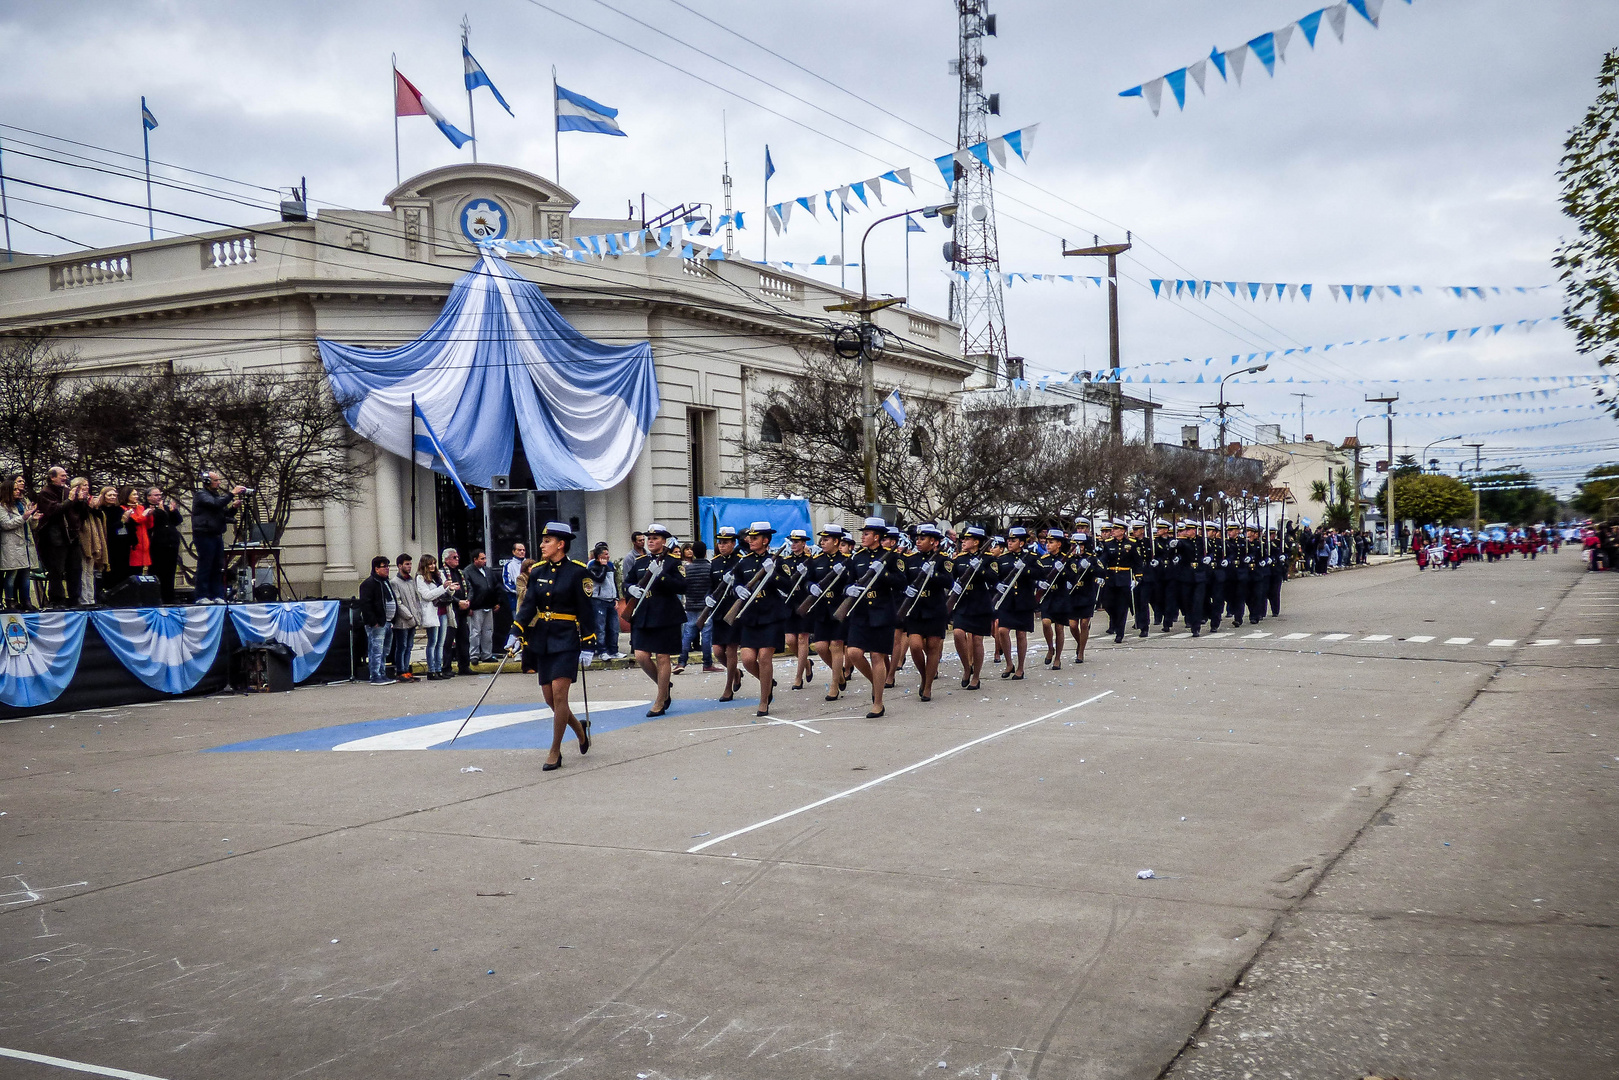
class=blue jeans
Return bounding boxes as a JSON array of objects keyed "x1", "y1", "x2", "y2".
[
  {"x1": 194, "y1": 533, "x2": 225, "y2": 600},
  {"x1": 681, "y1": 609, "x2": 712, "y2": 667},
  {"x1": 391, "y1": 625, "x2": 415, "y2": 676},
  {"x1": 593, "y1": 597, "x2": 620, "y2": 655},
  {"x1": 366, "y1": 624, "x2": 392, "y2": 682},
  {"x1": 423, "y1": 624, "x2": 446, "y2": 673}
]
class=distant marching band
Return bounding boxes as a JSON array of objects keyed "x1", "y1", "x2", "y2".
[{"x1": 507, "y1": 512, "x2": 1292, "y2": 767}]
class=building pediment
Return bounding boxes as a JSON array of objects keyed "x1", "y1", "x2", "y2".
[{"x1": 383, "y1": 164, "x2": 579, "y2": 258}]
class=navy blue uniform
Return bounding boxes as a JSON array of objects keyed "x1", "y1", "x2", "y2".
[
  {"x1": 627, "y1": 552, "x2": 686, "y2": 655},
  {"x1": 901, "y1": 550, "x2": 951, "y2": 639},
  {"x1": 947, "y1": 552, "x2": 997, "y2": 636},
  {"x1": 732, "y1": 549, "x2": 792, "y2": 650},
  {"x1": 841, "y1": 548, "x2": 906, "y2": 653},
  {"x1": 513, "y1": 557, "x2": 598, "y2": 682}
]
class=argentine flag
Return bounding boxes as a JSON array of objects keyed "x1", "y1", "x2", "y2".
[
  {"x1": 412, "y1": 399, "x2": 475, "y2": 509},
  {"x1": 881, "y1": 389, "x2": 906, "y2": 428},
  {"x1": 555, "y1": 83, "x2": 626, "y2": 137},
  {"x1": 463, "y1": 46, "x2": 514, "y2": 116}
]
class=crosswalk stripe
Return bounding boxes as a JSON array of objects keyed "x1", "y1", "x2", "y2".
[
  {"x1": 1575, "y1": 638, "x2": 1603, "y2": 645},
  {"x1": 1487, "y1": 638, "x2": 1517, "y2": 647},
  {"x1": 1204, "y1": 632, "x2": 1233, "y2": 639},
  {"x1": 1361, "y1": 634, "x2": 1392, "y2": 641},
  {"x1": 1170, "y1": 632, "x2": 1193, "y2": 639},
  {"x1": 1530, "y1": 639, "x2": 1560, "y2": 646},
  {"x1": 1318, "y1": 633, "x2": 1350, "y2": 641},
  {"x1": 1443, "y1": 637, "x2": 1474, "y2": 645},
  {"x1": 1280, "y1": 632, "x2": 1312, "y2": 640},
  {"x1": 1244, "y1": 632, "x2": 1271, "y2": 639},
  {"x1": 1406, "y1": 635, "x2": 1435, "y2": 643}
]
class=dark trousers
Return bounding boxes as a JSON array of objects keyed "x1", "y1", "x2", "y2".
[
  {"x1": 1268, "y1": 575, "x2": 1283, "y2": 617},
  {"x1": 1247, "y1": 578, "x2": 1268, "y2": 623},
  {"x1": 1133, "y1": 581, "x2": 1153, "y2": 630},
  {"x1": 1205, "y1": 579, "x2": 1224, "y2": 630},
  {"x1": 1226, "y1": 578, "x2": 1248, "y2": 623},
  {"x1": 1101, "y1": 585, "x2": 1132, "y2": 638},
  {"x1": 151, "y1": 545, "x2": 179, "y2": 604},
  {"x1": 453, "y1": 613, "x2": 472, "y2": 672},
  {"x1": 38, "y1": 541, "x2": 70, "y2": 606},
  {"x1": 194, "y1": 533, "x2": 226, "y2": 601},
  {"x1": 1166, "y1": 579, "x2": 1205, "y2": 631}
]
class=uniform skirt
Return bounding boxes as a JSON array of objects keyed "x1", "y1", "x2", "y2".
[
  {"x1": 1070, "y1": 584, "x2": 1098, "y2": 620},
  {"x1": 631, "y1": 623, "x2": 682, "y2": 656},
  {"x1": 811, "y1": 612, "x2": 845, "y2": 644},
  {"x1": 997, "y1": 608, "x2": 1035, "y2": 633},
  {"x1": 903, "y1": 614, "x2": 948, "y2": 640},
  {"x1": 784, "y1": 610, "x2": 809, "y2": 636},
  {"x1": 845, "y1": 618, "x2": 895, "y2": 653},
  {"x1": 952, "y1": 611, "x2": 994, "y2": 636},
  {"x1": 533, "y1": 647, "x2": 580, "y2": 683},
  {"x1": 710, "y1": 615, "x2": 740, "y2": 647},
  {"x1": 740, "y1": 619, "x2": 786, "y2": 651}
]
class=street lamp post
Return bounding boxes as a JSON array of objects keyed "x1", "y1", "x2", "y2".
[
  {"x1": 827, "y1": 202, "x2": 957, "y2": 516},
  {"x1": 1202, "y1": 364, "x2": 1268, "y2": 452},
  {"x1": 1367, "y1": 394, "x2": 1399, "y2": 553},
  {"x1": 1421, "y1": 435, "x2": 1462, "y2": 476},
  {"x1": 1063, "y1": 234, "x2": 1133, "y2": 440}
]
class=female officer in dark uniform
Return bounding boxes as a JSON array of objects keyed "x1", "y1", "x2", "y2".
[
  {"x1": 804, "y1": 523, "x2": 848, "y2": 702},
  {"x1": 510, "y1": 521, "x2": 597, "y2": 772},
  {"x1": 626, "y1": 523, "x2": 685, "y2": 717},
  {"x1": 729, "y1": 521, "x2": 791, "y2": 716},
  {"x1": 901, "y1": 523, "x2": 950, "y2": 701},
  {"x1": 781, "y1": 528, "x2": 815, "y2": 691},
  {"x1": 842, "y1": 516, "x2": 908, "y2": 718},
  {"x1": 707, "y1": 526, "x2": 744, "y2": 701},
  {"x1": 949, "y1": 526, "x2": 997, "y2": 691}
]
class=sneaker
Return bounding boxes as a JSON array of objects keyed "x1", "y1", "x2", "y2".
[{"x1": 370, "y1": 677, "x2": 397, "y2": 685}]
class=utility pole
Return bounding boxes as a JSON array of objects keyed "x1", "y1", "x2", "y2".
[
  {"x1": 949, "y1": 0, "x2": 1008, "y2": 386},
  {"x1": 1466, "y1": 441, "x2": 1484, "y2": 534},
  {"x1": 1367, "y1": 394, "x2": 1399, "y2": 554},
  {"x1": 1064, "y1": 233, "x2": 1132, "y2": 439},
  {"x1": 1290, "y1": 392, "x2": 1311, "y2": 441}
]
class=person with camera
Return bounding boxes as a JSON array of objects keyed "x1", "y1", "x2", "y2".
[
  {"x1": 441, "y1": 548, "x2": 474, "y2": 675},
  {"x1": 585, "y1": 541, "x2": 621, "y2": 659},
  {"x1": 191, "y1": 471, "x2": 244, "y2": 604}
]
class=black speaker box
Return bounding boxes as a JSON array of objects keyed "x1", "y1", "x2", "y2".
[{"x1": 105, "y1": 575, "x2": 161, "y2": 608}]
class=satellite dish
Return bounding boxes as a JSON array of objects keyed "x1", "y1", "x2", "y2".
[{"x1": 971, "y1": 204, "x2": 989, "y2": 222}]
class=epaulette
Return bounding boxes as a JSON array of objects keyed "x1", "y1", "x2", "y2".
[{"x1": 570, "y1": 558, "x2": 588, "y2": 568}]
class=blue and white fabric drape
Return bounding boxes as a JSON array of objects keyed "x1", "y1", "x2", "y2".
[
  {"x1": 228, "y1": 601, "x2": 342, "y2": 683},
  {"x1": 317, "y1": 255, "x2": 659, "y2": 491},
  {"x1": 0, "y1": 612, "x2": 89, "y2": 708},
  {"x1": 89, "y1": 607, "x2": 227, "y2": 695}
]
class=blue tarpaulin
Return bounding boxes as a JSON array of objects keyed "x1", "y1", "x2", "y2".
[{"x1": 697, "y1": 497, "x2": 811, "y2": 549}]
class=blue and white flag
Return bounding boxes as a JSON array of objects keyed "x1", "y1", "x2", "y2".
[
  {"x1": 0, "y1": 611, "x2": 88, "y2": 708},
  {"x1": 765, "y1": 145, "x2": 776, "y2": 181},
  {"x1": 141, "y1": 97, "x2": 158, "y2": 131},
  {"x1": 464, "y1": 46, "x2": 514, "y2": 116},
  {"x1": 229, "y1": 601, "x2": 343, "y2": 684},
  {"x1": 906, "y1": 214, "x2": 925, "y2": 233},
  {"x1": 89, "y1": 607, "x2": 226, "y2": 695},
  {"x1": 881, "y1": 389, "x2": 906, "y2": 428},
  {"x1": 556, "y1": 83, "x2": 626, "y2": 136},
  {"x1": 412, "y1": 399, "x2": 475, "y2": 509}
]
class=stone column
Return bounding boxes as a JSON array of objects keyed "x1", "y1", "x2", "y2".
[
  {"x1": 584, "y1": 488, "x2": 609, "y2": 555},
  {"x1": 320, "y1": 497, "x2": 356, "y2": 596},
  {"x1": 629, "y1": 435, "x2": 655, "y2": 531},
  {"x1": 373, "y1": 450, "x2": 406, "y2": 560}
]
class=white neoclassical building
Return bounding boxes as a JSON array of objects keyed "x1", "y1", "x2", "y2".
[{"x1": 0, "y1": 164, "x2": 968, "y2": 595}]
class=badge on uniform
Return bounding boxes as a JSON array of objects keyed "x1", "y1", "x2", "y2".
[{"x1": 582, "y1": 577, "x2": 594, "y2": 597}]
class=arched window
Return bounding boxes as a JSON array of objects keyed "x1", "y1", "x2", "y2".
[
  {"x1": 760, "y1": 406, "x2": 788, "y2": 444},
  {"x1": 909, "y1": 428, "x2": 931, "y2": 458}
]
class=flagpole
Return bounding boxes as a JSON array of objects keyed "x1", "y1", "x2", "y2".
[
  {"x1": 392, "y1": 55, "x2": 401, "y2": 187},
  {"x1": 409, "y1": 395, "x2": 418, "y2": 542},
  {"x1": 552, "y1": 66, "x2": 560, "y2": 185},
  {"x1": 905, "y1": 220, "x2": 911, "y2": 302},
  {"x1": 141, "y1": 96, "x2": 154, "y2": 241},
  {"x1": 762, "y1": 148, "x2": 769, "y2": 264},
  {"x1": 462, "y1": 16, "x2": 478, "y2": 164},
  {"x1": 0, "y1": 139, "x2": 12, "y2": 262},
  {"x1": 839, "y1": 209, "x2": 845, "y2": 290}
]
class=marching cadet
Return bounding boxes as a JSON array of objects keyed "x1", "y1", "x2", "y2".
[
  {"x1": 1165, "y1": 520, "x2": 1209, "y2": 637},
  {"x1": 803, "y1": 523, "x2": 849, "y2": 702},
  {"x1": 836, "y1": 530, "x2": 859, "y2": 686},
  {"x1": 992, "y1": 526, "x2": 1039, "y2": 679},
  {"x1": 1096, "y1": 519, "x2": 1141, "y2": 644},
  {"x1": 508, "y1": 521, "x2": 597, "y2": 772},
  {"x1": 626, "y1": 523, "x2": 686, "y2": 717},
  {"x1": 1266, "y1": 527, "x2": 1285, "y2": 618},
  {"x1": 708, "y1": 526, "x2": 744, "y2": 700},
  {"x1": 949, "y1": 525, "x2": 996, "y2": 689},
  {"x1": 987, "y1": 533, "x2": 1007, "y2": 665},
  {"x1": 1203, "y1": 523, "x2": 1227, "y2": 633},
  {"x1": 1225, "y1": 522, "x2": 1249, "y2": 628},
  {"x1": 1039, "y1": 529, "x2": 1071, "y2": 668},
  {"x1": 900, "y1": 523, "x2": 951, "y2": 701},
  {"x1": 1065, "y1": 525, "x2": 1102, "y2": 662},
  {"x1": 728, "y1": 521, "x2": 793, "y2": 716},
  {"x1": 781, "y1": 528, "x2": 815, "y2": 691},
  {"x1": 1244, "y1": 525, "x2": 1267, "y2": 625},
  {"x1": 1139, "y1": 519, "x2": 1171, "y2": 635},
  {"x1": 841, "y1": 517, "x2": 908, "y2": 718},
  {"x1": 1127, "y1": 519, "x2": 1151, "y2": 636},
  {"x1": 885, "y1": 526, "x2": 906, "y2": 686}
]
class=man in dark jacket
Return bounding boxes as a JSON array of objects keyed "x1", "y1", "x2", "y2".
[
  {"x1": 463, "y1": 550, "x2": 500, "y2": 663},
  {"x1": 442, "y1": 548, "x2": 473, "y2": 676},
  {"x1": 357, "y1": 555, "x2": 397, "y2": 684},
  {"x1": 191, "y1": 471, "x2": 243, "y2": 603},
  {"x1": 32, "y1": 467, "x2": 73, "y2": 606}
]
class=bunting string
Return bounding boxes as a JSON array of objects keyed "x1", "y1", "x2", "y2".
[
  {"x1": 968, "y1": 270, "x2": 1552, "y2": 301},
  {"x1": 766, "y1": 167, "x2": 917, "y2": 236},
  {"x1": 934, "y1": 125, "x2": 1041, "y2": 190},
  {"x1": 1121, "y1": 0, "x2": 1411, "y2": 116}
]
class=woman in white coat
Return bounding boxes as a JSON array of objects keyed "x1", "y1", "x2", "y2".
[{"x1": 415, "y1": 553, "x2": 452, "y2": 679}]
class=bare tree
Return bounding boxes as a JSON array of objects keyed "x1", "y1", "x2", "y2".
[{"x1": 0, "y1": 337, "x2": 75, "y2": 484}]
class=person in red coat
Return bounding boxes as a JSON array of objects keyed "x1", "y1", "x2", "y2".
[{"x1": 123, "y1": 489, "x2": 153, "y2": 574}]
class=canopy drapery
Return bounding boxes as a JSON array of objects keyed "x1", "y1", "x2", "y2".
[{"x1": 318, "y1": 254, "x2": 659, "y2": 490}]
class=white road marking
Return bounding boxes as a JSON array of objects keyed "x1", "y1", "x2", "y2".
[
  {"x1": 1487, "y1": 639, "x2": 1517, "y2": 647},
  {"x1": 1443, "y1": 637, "x2": 1474, "y2": 645},
  {"x1": 1204, "y1": 632, "x2": 1232, "y2": 639},
  {"x1": 1280, "y1": 632, "x2": 1312, "y2": 641},
  {"x1": 1170, "y1": 632, "x2": 1193, "y2": 639},
  {"x1": 1529, "y1": 639, "x2": 1560, "y2": 646},
  {"x1": 1575, "y1": 638, "x2": 1603, "y2": 645},
  {"x1": 1243, "y1": 632, "x2": 1271, "y2": 639},
  {"x1": 0, "y1": 1046, "x2": 174, "y2": 1080},
  {"x1": 1361, "y1": 634, "x2": 1392, "y2": 642},
  {"x1": 1407, "y1": 635, "x2": 1435, "y2": 643},
  {"x1": 332, "y1": 701, "x2": 649, "y2": 751},
  {"x1": 1318, "y1": 633, "x2": 1350, "y2": 641},
  {"x1": 687, "y1": 691, "x2": 1115, "y2": 854}
]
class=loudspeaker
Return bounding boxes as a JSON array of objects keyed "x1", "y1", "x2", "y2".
[
  {"x1": 234, "y1": 643, "x2": 294, "y2": 693},
  {"x1": 105, "y1": 575, "x2": 161, "y2": 608},
  {"x1": 489, "y1": 474, "x2": 511, "y2": 490}
]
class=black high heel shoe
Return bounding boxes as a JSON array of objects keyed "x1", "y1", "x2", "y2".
[
  {"x1": 647, "y1": 694, "x2": 672, "y2": 717},
  {"x1": 543, "y1": 757, "x2": 562, "y2": 772},
  {"x1": 578, "y1": 718, "x2": 592, "y2": 755}
]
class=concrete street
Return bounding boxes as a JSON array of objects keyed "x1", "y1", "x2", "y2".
[{"x1": 1, "y1": 551, "x2": 1613, "y2": 1080}]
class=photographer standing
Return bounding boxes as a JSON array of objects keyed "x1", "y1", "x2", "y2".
[
  {"x1": 191, "y1": 471, "x2": 244, "y2": 604},
  {"x1": 464, "y1": 551, "x2": 499, "y2": 663},
  {"x1": 146, "y1": 488, "x2": 184, "y2": 604}
]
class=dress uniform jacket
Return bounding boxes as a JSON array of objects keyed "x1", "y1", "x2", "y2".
[
  {"x1": 513, "y1": 556, "x2": 598, "y2": 681},
  {"x1": 900, "y1": 550, "x2": 951, "y2": 637},
  {"x1": 627, "y1": 552, "x2": 686, "y2": 655},
  {"x1": 842, "y1": 547, "x2": 907, "y2": 652},
  {"x1": 948, "y1": 551, "x2": 998, "y2": 635},
  {"x1": 993, "y1": 549, "x2": 1040, "y2": 631}
]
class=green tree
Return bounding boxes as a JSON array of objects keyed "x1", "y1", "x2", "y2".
[
  {"x1": 1374, "y1": 473, "x2": 1475, "y2": 526},
  {"x1": 1572, "y1": 463, "x2": 1619, "y2": 518},
  {"x1": 1554, "y1": 49, "x2": 1619, "y2": 414},
  {"x1": 1473, "y1": 468, "x2": 1561, "y2": 524},
  {"x1": 1309, "y1": 471, "x2": 1356, "y2": 529}
]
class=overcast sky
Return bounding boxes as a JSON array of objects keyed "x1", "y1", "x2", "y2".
[{"x1": 3, "y1": 0, "x2": 1616, "y2": 495}]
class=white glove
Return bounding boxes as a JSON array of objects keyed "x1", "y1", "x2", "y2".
[
  {"x1": 1079, "y1": 558, "x2": 1092, "y2": 569},
  {"x1": 832, "y1": 562, "x2": 846, "y2": 574},
  {"x1": 704, "y1": 594, "x2": 718, "y2": 608},
  {"x1": 844, "y1": 584, "x2": 864, "y2": 598},
  {"x1": 505, "y1": 632, "x2": 523, "y2": 651},
  {"x1": 721, "y1": 572, "x2": 735, "y2": 586},
  {"x1": 1202, "y1": 556, "x2": 1212, "y2": 565},
  {"x1": 1052, "y1": 560, "x2": 1065, "y2": 571},
  {"x1": 628, "y1": 585, "x2": 645, "y2": 599},
  {"x1": 1036, "y1": 580, "x2": 1050, "y2": 591},
  {"x1": 579, "y1": 650, "x2": 595, "y2": 667},
  {"x1": 968, "y1": 557, "x2": 982, "y2": 569},
  {"x1": 734, "y1": 586, "x2": 752, "y2": 600},
  {"x1": 904, "y1": 585, "x2": 918, "y2": 597},
  {"x1": 996, "y1": 582, "x2": 1010, "y2": 594},
  {"x1": 808, "y1": 583, "x2": 823, "y2": 596}
]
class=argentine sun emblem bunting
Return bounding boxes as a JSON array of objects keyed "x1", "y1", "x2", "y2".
[
  {"x1": 461, "y1": 198, "x2": 508, "y2": 243},
  {"x1": 2, "y1": 614, "x2": 28, "y2": 657}
]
